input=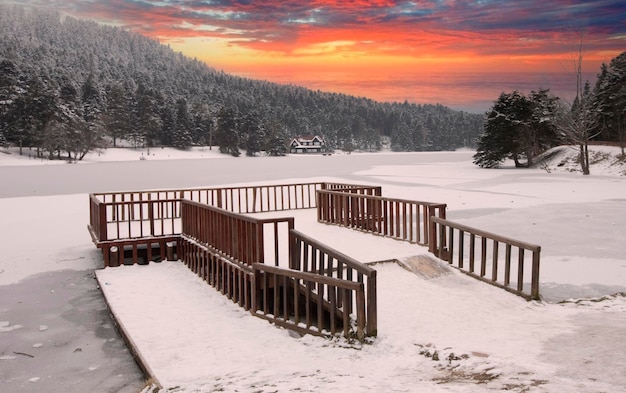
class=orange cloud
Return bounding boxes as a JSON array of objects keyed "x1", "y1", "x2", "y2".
[{"x1": 9, "y1": 0, "x2": 624, "y2": 110}]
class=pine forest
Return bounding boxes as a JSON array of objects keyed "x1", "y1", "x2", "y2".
[{"x1": 0, "y1": 5, "x2": 484, "y2": 160}]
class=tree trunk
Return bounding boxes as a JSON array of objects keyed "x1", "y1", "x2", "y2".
[
  {"x1": 580, "y1": 143, "x2": 590, "y2": 175},
  {"x1": 618, "y1": 115, "x2": 624, "y2": 158},
  {"x1": 526, "y1": 149, "x2": 533, "y2": 167},
  {"x1": 512, "y1": 153, "x2": 529, "y2": 168}
]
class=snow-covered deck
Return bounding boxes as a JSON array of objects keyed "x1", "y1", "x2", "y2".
[{"x1": 96, "y1": 209, "x2": 626, "y2": 392}]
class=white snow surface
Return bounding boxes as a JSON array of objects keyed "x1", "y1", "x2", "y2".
[{"x1": 1, "y1": 145, "x2": 625, "y2": 392}]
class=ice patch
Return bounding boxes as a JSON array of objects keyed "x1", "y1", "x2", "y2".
[{"x1": 0, "y1": 321, "x2": 23, "y2": 332}]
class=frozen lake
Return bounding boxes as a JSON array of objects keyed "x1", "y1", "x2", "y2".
[{"x1": 0, "y1": 151, "x2": 470, "y2": 198}]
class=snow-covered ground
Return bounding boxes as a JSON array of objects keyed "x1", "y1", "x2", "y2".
[{"x1": 1, "y1": 145, "x2": 625, "y2": 392}]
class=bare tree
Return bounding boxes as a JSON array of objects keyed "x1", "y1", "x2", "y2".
[{"x1": 557, "y1": 37, "x2": 601, "y2": 175}]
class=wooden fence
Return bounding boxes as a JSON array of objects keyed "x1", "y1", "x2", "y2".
[
  {"x1": 91, "y1": 181, "x2": 377, "y2": 218},
  {"x1": 88, "y1": 182, "x2": 328, "y2": 266},
  {"x1": 178, "y1": 222, "x2": 374, "y2": 340},
  {"x1": 317, "y1": 189, "x2": 447, "y2": 246},
  {"x1": 88, "y1": 195, "x2": 183, "y2": 266},
  {"x1": 179, "y1": 237, "x2": 256, "y2": 311},
  {"x1": 92, "y1": 183, "x2": 320, "y2": 214},
  {"x1": 89, "y1": 179, "x2": 543, "y2": 342},
  {"x1": 88, "y1": 182, "x2": 381, "y2": 261},
  {"x1": 428, "y1": 216, "x2": 541, "y2": 300},
  {"x1": 253, "y1": 263, "x2": 367, "y2": 340},
  {"x1": 89, "y1": 182, "x2": 380, "y2": 243},
  {"x1": 286, "y1": 228, "x2": 377, "y2": 338},
  {"x1": 181, "y1": 200, "x2": 294, "y2": 267}
]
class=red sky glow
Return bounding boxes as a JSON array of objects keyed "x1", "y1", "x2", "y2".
[{"x1": 5, "y1": 0, "x2": 625, "y2": 112}]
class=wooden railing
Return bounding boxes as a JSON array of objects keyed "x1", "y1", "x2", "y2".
[
  {"x1": 286, "y1": 229, "x2": 377, "y2": 338},
  {"x1": 181, "y1": 200, "x2": 294, "y2": 267},
  {"x1": 88, "y1": 198, "x2": 181, "y2": 242},
  {"x1": 253, "y1": 263, "x2": 367, "y2": 340},
  {"x1": 92, "y1": 182, "x2": 326, "y2": 218},
  {"x1": 178, "y1": 219, "x2": 375, "y2": 340},
  {"x1": 89, "y1": 182, "x2": 379, "y2": 244},
  {"x1": 88, "y1": 193, "x2": 182, "y2": 266},
  {"x1": 89, "y1": 194, "x2": 107, "y2": 242},
  {"x1": 317, "y1": 189, "x2": 447, "y2": 246},
  {"x1": 322, "y1": 183, "x2": 383, "y2": 196},
  {"x1": 92, "y1": 182, "x2": 380, "y2": 212},
  {"x1": 179, "y1": 238, "x2": 256, "y2": 311},
  {"x1": 429, "y1": 217, "x2": 541, "y2": 300},
  {"x1": 87, "y1": 179, "x2": 545, "y2": 341}
]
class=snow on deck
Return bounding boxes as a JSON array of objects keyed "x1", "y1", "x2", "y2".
[{"x1": 96, "y1": 211, "x2": 626, "y2": 393}]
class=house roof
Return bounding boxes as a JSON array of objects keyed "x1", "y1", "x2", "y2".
[{"x1": 291, "y1": 135, "x2": 324, "y2": 143}]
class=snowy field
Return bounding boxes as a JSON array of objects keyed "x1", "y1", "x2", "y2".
[{"x1": 1, "y1": 145, "x2": 625, "y2": 392}]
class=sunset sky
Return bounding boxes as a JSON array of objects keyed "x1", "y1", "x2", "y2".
[{"x1": 5, "y1": 0, "x2": 626, "y2": 112}]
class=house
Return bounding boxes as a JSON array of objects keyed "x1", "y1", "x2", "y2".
[{"x1": 289, "y1": 135, "x2": 326, "y2": 154}]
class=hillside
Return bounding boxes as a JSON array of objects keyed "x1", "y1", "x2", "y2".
[
  {"x1": 533, "y1": 144, "x2": 626, "y2": 176},
  {"x1": 0, "y1": 4, "x2": 483, "y2": 158}
]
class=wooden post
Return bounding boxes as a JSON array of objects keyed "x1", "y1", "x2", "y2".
[
  {"x1": 166, "y1": 241, "x2": 175, "y2": 261},
  {"x1": 356, "y1": 284, "x2": 366, "y2": 342},
  {"x1": 99, "y1": 202, "x2": 108, "y2": 242},
  {"x1": 109, "y1": 246, "x2": 119, "y2": 268},
  {"x1": 366, "y1": 270, "x2": 377, "y2": 337},
  {"x1": 428, "y1": 218, "x2": 436, "y2": 254},
  {"x1": 531, "y1": 247, "x2": 541, "y2": 300}
]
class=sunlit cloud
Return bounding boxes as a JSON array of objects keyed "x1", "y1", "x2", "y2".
[
  {"x1": 9, "y1": 0, "x2": 620, "y2": 67},
  {"x1": 5, "y1": 0, "x2": 625, "y2": 110}
]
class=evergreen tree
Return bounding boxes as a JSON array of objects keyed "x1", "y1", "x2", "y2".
[
  {"x1": 135, "y1": 83, "x2": 162, "y2": 147},
  {"x1": 104, "y1": 83, "x2": 132, "y2": 147},
  {"x1": 474, "y1": 90, "x2": 559, "y2": 168},
  {"x1": 216, "y1": 107, "x2": 240, "y2": 156},
  {"x1": 12, "y1": 75, "x2": 57, "y2": 156},
  {"x1": 474, "y1": 92, "x2": 527, "y2": 168},
  {"x1": 190, "y1": 102, "x2": 211, "y2": 146},
  {"x1": 264, "y1": 118, "x2": 288, "y2": 156},
  {"x1": 158, "y1": 102, "x2": 176, "y2": 146},
  {"x1": 75, "y1": 73, "x2": 106, "y2": 160},
  {"x1": 0, "y1": 60, "x2": 22, "y2": 147},
  {"x1": 172, "y1": 98, "x2": 193, "y2": 148},
  {"x1": 590, "y1": 51, "x2": 626, "y2": 153},
  {"x1": 526, "y1": 89, "x2": 559, "y2": 162},
  {"x1": 239, "y1": 111, "x2": 264, "y2": 156},
  {"x1": 46, "y1": 78, "x2": 80, "y2": 159}
]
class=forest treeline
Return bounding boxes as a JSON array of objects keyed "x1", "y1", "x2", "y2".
[{"x1": 0, "y1": 5, "x2": 483, "y2": 160}]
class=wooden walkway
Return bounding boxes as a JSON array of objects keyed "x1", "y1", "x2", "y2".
[{"x1": 88, "y1": 181, "x2": 542, "y2": 342}]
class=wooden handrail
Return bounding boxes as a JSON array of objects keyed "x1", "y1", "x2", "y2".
[
  {"x1": 253, "y1": 263, "x2": 367, "y2": 341},
  {"x1": 288, "y1": 228, "x2": 377, "y2": 337},
  {"x1": 181, "y1": 199, "x2": 294, "y2": 266},
  {"x1": 88, "y1": 182, "x2": 383, "y2": 244},
  {"x1": 429, "y1": 216, "x2": 541, "y2": 300},
  {"x1": 316, "y1": 189, "x2": 446, "y2": 246}
]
